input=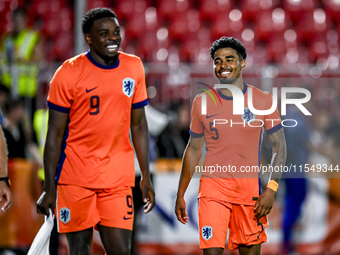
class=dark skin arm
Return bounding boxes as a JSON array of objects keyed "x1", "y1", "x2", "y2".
[
  {"x1": 130, "y1": 107, "x2": 155, "y2": 213},
  {"x1": 255, "y1": 128, "x2": 286, "y2": 218},
  {"x1": 36, "y1": 108, "x2": 68, "y2": 216},
  {"x1": 175, "y1": 136, "x2": 204, "y2": 224},
  {"x1": 0, "y1": 127, "x2": 11, "y2": 212}
]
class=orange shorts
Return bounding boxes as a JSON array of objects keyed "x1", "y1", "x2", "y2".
[
  {"x1": 56, "y1": 185, "x2": 134, "y2": 233},
  {"x1": 198, "y1": 197, "x2": 268, "y2": 250}
]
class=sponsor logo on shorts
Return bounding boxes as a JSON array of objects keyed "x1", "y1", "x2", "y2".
[
  {"x1": 202, "y1": 225, "x2": 213, "y2": 240},
  {"x1": 60, "y1": 208, "x2": 71, "y2": 224},
  {"x1": 123, "y1": 216, "x2": 132, "y2": 220}
]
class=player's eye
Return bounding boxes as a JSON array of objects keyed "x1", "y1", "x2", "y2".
[
  {"x1": 101, "y1": 32, "x2": 108, "y2": 37},
  {"x1": 114, "y1": 30, "x2": 121, "y2": 35}
]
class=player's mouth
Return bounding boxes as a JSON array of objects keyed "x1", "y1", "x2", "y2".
[
  {"x1": 219, "y1": 70, "x2": 232, "y2": 78},
  {"x1": 106, "y1": 44, "x2": 119, "y2": 53}
]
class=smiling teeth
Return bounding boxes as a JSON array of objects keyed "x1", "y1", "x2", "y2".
[
  {"x1": 221, "y1": 71, "x2": 230, "y2": 75},
  {"x1": 107, "y1": 45, "x2": 118, "y2": 49}
]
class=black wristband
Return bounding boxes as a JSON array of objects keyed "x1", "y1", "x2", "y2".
[{"x1": 0, "y1": 177, "x2": 10, "y2": 187}]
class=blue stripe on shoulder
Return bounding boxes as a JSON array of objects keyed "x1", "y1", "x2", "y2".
[
  {"x1": 132, "y1": 99, "x2": 148, "y2": 110},
  {"x1": 47, "y1": 101, "x2": 70, "y2": 113},
  {"x1": 266, "y1": 123, "x2": 283, "y2": 135},
  {"x1": 190, "y1": 130, "x2": 204, "y2": 138}
]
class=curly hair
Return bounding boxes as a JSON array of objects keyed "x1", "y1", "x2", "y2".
[
  {"x1": 209, "y1": 36, "x2": 247, "y2": 60},
  {"x1": 82, "y1": 8, "x2": 117, "y2": 34}
]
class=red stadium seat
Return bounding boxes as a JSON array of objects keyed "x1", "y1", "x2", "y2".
[
  {"x1": 87, "y1": 0, "x2": 111, "y2": 10},
  {"x1": 240, "y1": 0, "x2": 276, "y2": 23},
  {"x1": 322, "y1": 0, "x2": 340, "y2": 26},
  {"x1": 199, "y1": 0, "x2": 234, "y2": 23},
  {"x1": 211, "y1": 10, "x2": 245, "y2": 41},
  {"x1": 281, "y1": 0, "x2": 318, "y2": 24},
  {"x1": 253, "y1": 8, "x2": 290, "y2": 43},
  {"x1": 295, "y1": 9, "x2": 329, "y2": 46}
]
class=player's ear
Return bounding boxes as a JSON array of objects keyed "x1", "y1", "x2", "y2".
[
  {"x1": 84, "y1": 33, "x2": 92, "y2": 45},
  {"x1": 240, "y1": 59, "x2": 246, "y2": 70}
]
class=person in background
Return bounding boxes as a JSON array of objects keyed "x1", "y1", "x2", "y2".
[
  {"x1": 131, "y1": 104, "x2": 169, "y2": 255},
  {"x1": 0, "y1": 7, "x2": 44, "y2": 117},
  {"x1": 0, "y1": 109, "x2": 12, "y2": 213},
  {"x1": 2, "y1": 97, "x2": 42, "y2": 167},
  {"x1": 281, "y1": 101, "x2": 311, "y2": 254}
]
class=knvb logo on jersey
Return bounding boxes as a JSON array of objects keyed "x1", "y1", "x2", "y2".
[{"x1": 122, "y1": 78, "x2": 135, "y2": 98}]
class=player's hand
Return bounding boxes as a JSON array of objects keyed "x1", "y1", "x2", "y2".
[
  {"x1": 140, "y1": 177, "x2": 155, "y2": 213},
  {"x1": 0, "y1": 182, "x2": 12, "y2": 212},
  {"x1": 175, "y1": 196, "x2": 189, "y2": 224},
  {"x1": 36, "y1": 191, "x2": 56, "y2": 216},
  {"x1": 254, "y1": 187, "x2": 276, "y2": 219}
]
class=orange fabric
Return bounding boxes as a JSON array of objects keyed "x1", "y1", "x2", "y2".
[
  {"x1": 198, "y1": 197, "x2": 268, "y2": 250},
  {"x1": 190, "y1": 84, "x2": 282, "y2": 205},
  {"x1": 47, "y1": 51, "x2": 148, "y2": 189},
  {"x1": 56, "y1": 185, "x2": 134, "y2": 233}
]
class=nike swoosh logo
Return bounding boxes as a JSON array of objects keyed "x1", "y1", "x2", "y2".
[
  {"x1": 206, "y1": 114, "x2": 218, "y2": 119},
  {"x1": 123, "y1": 216, "x2": 132, "y2": 220},
  {"x1": 86, "y1": 87, "x2": 98, "y2": 93}
]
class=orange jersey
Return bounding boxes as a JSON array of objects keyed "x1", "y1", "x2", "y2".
[
  {"x1": 48, "y1": 51, "x2": 148, "y2": 189},
  {"x1": 190, "y1": 83, "x2": 282, "y2": 205}
]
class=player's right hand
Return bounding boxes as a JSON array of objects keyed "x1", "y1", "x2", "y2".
[
  {"x1": 36, "y1": 191, "x2": 56, "y2": 216},
  {"x1": 175, "y1": 196, "x2": 189, "y2": 224}
]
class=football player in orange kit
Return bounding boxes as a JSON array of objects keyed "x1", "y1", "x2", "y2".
[
  {"x1": 37, "y1": 8, "x2": 155, "y2": 255},
  {"x1": 175, "y1": 37, "x2": 286, "y2": 255}
]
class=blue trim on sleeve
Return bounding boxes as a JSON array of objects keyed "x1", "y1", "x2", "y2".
[
  {"x1": 47, "y1": 101, "x2": 70, "y2": 113},
  {"x1": 266, "y1": 123, "x2": 283, "y2": 135},
  {"x1": 189, "y1": 129, "x2": 204, "y2": 138},
  {"x1": 86, "y1": 51, "x2": 120, "y2": 69},
  {"x1": 132, "y1": 99, "x2": 148, "y2": 109},
  {"x1": 0, "y1": 111, "x2": 3, "y2": 125}
]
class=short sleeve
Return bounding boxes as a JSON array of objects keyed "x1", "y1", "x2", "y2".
[
  {"x1": 189, "y1": 95, "x2": 204, "y2": 137},
  {"x1": 47, "y1": 64, "x2": 73, "y2": 113},
  {"x1": 264, "y1": 92, "x2": 283, "y2": 135},
  {"x1": 132, "y1": 58, "x2": 148, "y2": 109}
]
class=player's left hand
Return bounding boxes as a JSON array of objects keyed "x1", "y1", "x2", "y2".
[
  {"x1": 0, "y1": 182, "x2": 12, "y2": 213},
  {"x1": 140, "y1": 177, "x2": 155, "y2": 213},
  {"x1": 254, "y1": 187, "x2": 276, "y2": 219}
]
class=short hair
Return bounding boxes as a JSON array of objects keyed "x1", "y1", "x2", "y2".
[
  {"x1": 209, "y1": 36, "x2": 247, "y2": 60},
  {"x1": 82, "y1": 8, "x2": 117, "y2": 34}
]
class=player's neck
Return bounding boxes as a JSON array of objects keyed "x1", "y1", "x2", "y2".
[
  {"x1": 219, "y1": 79, "x2": 244, "y2": 97},
  {"x1": 89, "y1": 50, "x2": 118, "y2": 66}
]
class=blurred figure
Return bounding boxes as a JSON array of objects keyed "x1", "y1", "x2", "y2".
[
  {"x1": 131, "y1": 105, "x2": 169, "y2": 255},
  {"x1": 281, "y1": 103, "x2": 311, "y2": 254},
  {"x1": 0, "y1": 7, "x2": 44, "y2": 116},
  {"x1": 2, "y1": 98, "x2": 42, "y2": 166},
  {"x1": 156, "y1": 102, "x2": 190, "y2": 158},
  {"x1": 0, "y1": 84, "x2": 10, "y2": 114},
  {"x1": 0, "y1": 109, "x2": 12, "y2": 214}
]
